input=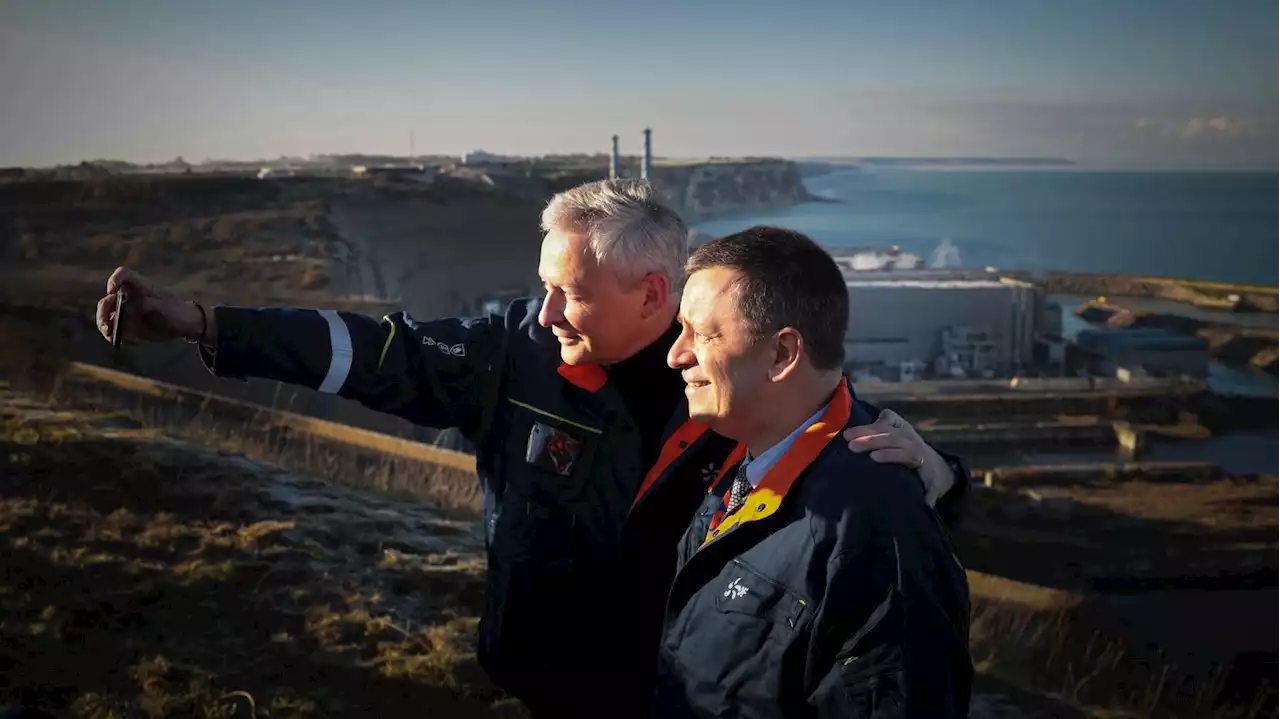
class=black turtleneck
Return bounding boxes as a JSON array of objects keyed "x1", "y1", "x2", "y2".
[{"x1": 607, "y1": 321, "x2": 685, "y2": 466}]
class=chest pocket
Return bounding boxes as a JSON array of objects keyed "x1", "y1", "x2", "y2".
[
  {"x1": 715, "y1": 558, "x2": 809, "y2": 631},
  {"x1": 494, "y1": 399, "x2": 602, "y2": 555},
  {"x1": 665, "y1": 557, "x2": 810, "y2": 708},
  {"x1": 505, "y1": 399, "x2": 601, "y2": 487}
]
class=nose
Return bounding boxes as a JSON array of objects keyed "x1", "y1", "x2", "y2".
[
  {"x1": 667, "y1": 326, "x2": 695, "y2": 370},
  {"x1": 538, "y1": 287, "x2": 564, "y2": 329}
]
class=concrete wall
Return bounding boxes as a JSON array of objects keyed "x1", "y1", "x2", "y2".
[{"x1": 844, "y1": 281, "x2": 1037, "y2": 374}]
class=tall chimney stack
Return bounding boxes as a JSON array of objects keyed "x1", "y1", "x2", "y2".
[
  {"x1": 610, "y1": 134, "x2": 620, "y2": 180},
  {"x1": 641, "y1": 127, "x2": 652, "y2": 182}
]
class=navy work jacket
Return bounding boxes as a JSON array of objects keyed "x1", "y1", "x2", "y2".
[
  {"x1": 652, "y1": 380, "x2": 973, "y2": 718},
  {"x1": 198, "y1": 300, "x2": 971, "y2": 717}
]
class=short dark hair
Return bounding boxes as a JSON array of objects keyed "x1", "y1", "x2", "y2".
[{"x1": 687, "y1": 226, "x2": 847, "y2": 371}]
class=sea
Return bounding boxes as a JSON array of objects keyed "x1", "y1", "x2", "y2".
[
  {"x1": 692, "y1": 169, "x2": 1279, "y2": 287},
  {"x1": 693, "y1": 168, "x2": 1278, "y2": 470}
]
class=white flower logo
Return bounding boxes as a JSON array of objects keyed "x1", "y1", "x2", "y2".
[{"x1": 723, "y1": 577, "x2": 748, "y2": 600}]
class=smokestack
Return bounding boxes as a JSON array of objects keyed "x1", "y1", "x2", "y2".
[
  {"x1": 642, "y1": 127, "x2": 652, "y2": 182},
  {"x1": 610, "y1": 134, "x2": 619, "y2": 180}
]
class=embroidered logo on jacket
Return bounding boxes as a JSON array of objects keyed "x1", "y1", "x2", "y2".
[
  {"x1": 724, "y1": 577, "x2": 749, "y2": 600},
  {"x1": 700, "y1": 462, "x2": 719, "y2": 483},
  {"x1": 421, "y1": 336, "x2": 466, "y2": 357}
]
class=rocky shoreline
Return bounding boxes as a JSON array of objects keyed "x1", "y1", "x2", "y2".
[
  {"x1": 1075, "y1": 299, "x2": 1279, "y2": 374},
  {"x1": 1013, "y1": 270, "x2": 1278, "y2": 313}
]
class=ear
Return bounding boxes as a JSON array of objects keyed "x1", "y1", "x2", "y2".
[
  {"x1": 637, "y1": 272, "x2": 671, "y2": 319},
  {"x1": 769, "y1": 327, "x2": 804, "y2": 382}
]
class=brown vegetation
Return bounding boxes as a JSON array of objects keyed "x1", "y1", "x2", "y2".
[
  {"x1": 2, "y1": 360, "x2": 1274, "y2": 717},
  {"x1": 0, "y1": 176, "x2": 353, "y2": 312},
  {"x1": 958, "y1": 474, "x2": 1277, "y2": 718},
  {"x1": 0, "y1": 389, "x2": 523, "y2": 718},
  {"x1": 969, "y1": 587, "x2": 1275, "y2": 718}
]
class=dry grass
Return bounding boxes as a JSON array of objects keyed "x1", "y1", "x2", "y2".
[
  {"x1": 0, "y1": 391, "x2": 522, "y2": 717},
  {"x1": 0, "y1": 176, "x2": 357, "y2": 315},
  {"x1": 175, "y1": 406, "x2": 482, "y2": 518},
  {"x1": 5, "y1": 376, "x2": 1274, "y2": 716},
  {"x1": 970, "y1": 595, "x2": 1276, "y2": 718},
  {"x1": 41, "y1": 365, "x2": 486, "y2": 519},
  {"x1": 0, "y1": 289, "x2": 1275, "y2": 717}
]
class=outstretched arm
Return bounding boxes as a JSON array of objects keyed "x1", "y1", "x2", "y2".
[{"x1": 95, "y1": 266, "x2": 508, "y2": 442}]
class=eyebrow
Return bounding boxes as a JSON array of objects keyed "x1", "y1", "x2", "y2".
[
  {"x1": 679, "y1": 314, "x2": 708, "y2": 333},
  {"x1": 540, "y1": 276, "x2": 581, "y2": 294}
]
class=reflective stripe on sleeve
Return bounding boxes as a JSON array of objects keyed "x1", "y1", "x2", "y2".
[{"x1": 317, "y1": 309, "x2": 353, "y2": 394}]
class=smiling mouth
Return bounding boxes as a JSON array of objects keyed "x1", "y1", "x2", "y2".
[{"x1": 685, "y1": 380, "x2": 710, "y2": 389}]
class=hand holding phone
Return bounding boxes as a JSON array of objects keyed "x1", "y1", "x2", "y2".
[
  {"x1": 96, "y1": 267, "x2": 209, "y2": 345},
  {"x1": 110, "y1": 289, "x2": 129, "y2": 347}
]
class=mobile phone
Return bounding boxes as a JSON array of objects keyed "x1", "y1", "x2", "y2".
[{"x1": 111, "y1": 290, "x2": 129, "y2": 347}]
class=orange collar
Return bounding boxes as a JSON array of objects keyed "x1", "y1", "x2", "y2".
[
  {"x1": 629, "y1": 419, "x2": 710, "y2": 511},
  {"x1": 702, "y1": 381, "x2": 852, "y2": 548},
  {"x1": 557, "y1": 362, "x2": 608, "y2": 392}
]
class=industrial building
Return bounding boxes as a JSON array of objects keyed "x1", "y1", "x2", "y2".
[
  {"x1": 1075, "y1": 327, "x2": 1210, "y2": 379},
  {"x1": 460, "y1": 150, "x2": 508, "y2": 165},
  {"x1": 843, "y1": 276, "x2": 1044, "y2": 379},
  {"x1": 1032, "y1": 300, "x2": 1068, "y2": 372}
]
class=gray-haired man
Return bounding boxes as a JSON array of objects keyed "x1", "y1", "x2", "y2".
[{"x1": 96, "y1": 179, "x2": 970, "y2": 717}]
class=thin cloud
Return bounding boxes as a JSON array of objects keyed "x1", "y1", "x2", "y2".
[
  {"x1": 1133, "y1": 115, "x2": 1267, "y2": 140},
  {"x1": 1206, "y1": 116, "x2": 1251, "y2": 136}
]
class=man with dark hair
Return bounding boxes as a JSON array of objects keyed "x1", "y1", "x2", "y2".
[{"x1": 654, "y1": 226, "x2": 972, "y2": 717}]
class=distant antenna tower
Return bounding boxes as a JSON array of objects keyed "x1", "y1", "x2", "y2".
[
  {"x1": 609, "y1": 134, "x2": 620, "y2": 180},
  {"x1": 409, "y1": 128, "x2": 415, "y2": 160}
]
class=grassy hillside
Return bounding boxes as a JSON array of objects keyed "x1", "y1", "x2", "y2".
[{"x1": 1, "y1": 387, "x2": 522, "y2": 718}]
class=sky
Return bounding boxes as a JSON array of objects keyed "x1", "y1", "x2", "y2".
[{"x1": 1, "y1": 0, "x2": 1276, "y2": 169}]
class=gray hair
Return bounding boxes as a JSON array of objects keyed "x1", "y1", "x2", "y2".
[{"x1": 540, "y1": 178, "x2": 688, "y2": 293}]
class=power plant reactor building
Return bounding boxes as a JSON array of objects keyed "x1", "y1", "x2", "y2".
[{"x1": 843, "y1": 276, "x2": 1044, "y2": 379}]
